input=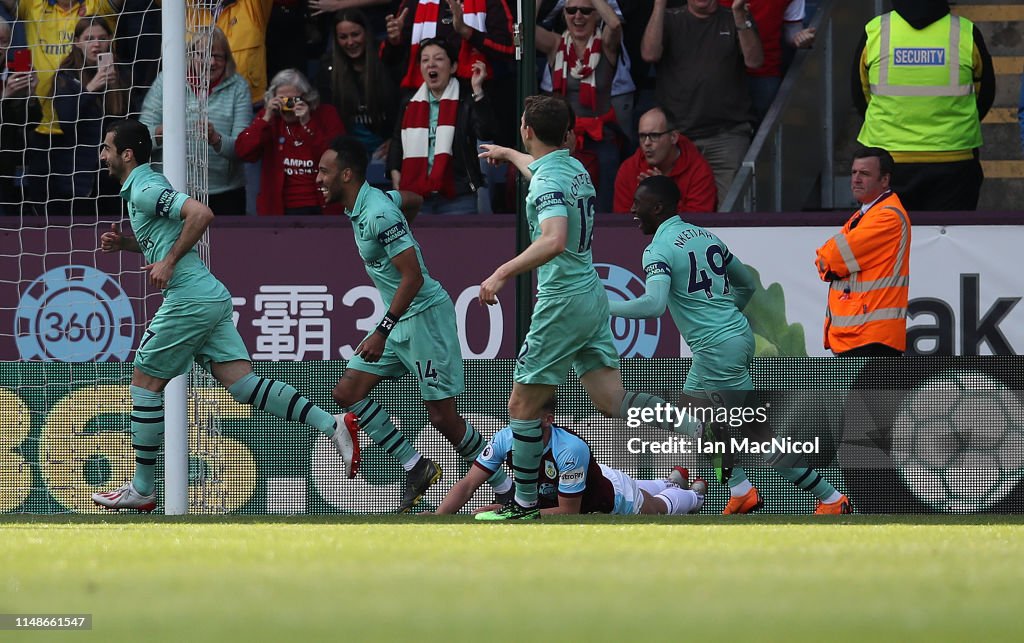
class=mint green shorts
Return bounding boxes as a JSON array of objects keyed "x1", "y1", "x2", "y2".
[
  {"x1": 513, "y1": 292, "x2": 620, "y2": 386},
  {"x1": 684, "y1": 328, "x2": 755, "y2": 395},
  {"x1": 135, "y1": 298, "x2": 250, "y2": 379},
  {"x1": 346, "y1": 297, "x2": 464, "y2": 401}
]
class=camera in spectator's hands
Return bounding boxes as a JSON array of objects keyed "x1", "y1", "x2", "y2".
[{"x1": 281, "y1": 97, "x2": 299, "y2": 112}]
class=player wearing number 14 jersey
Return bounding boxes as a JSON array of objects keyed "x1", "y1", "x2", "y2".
[
  {"x1": 316, "y1": 135, "x2": 511, "y2": 512},
  {"x1": 610, "y1": 176, "x2": 852, "y2": 515}
]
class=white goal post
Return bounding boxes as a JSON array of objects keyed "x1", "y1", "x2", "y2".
[{"x1": 161, "y1": 0, "x2": 188, "y2": 516}]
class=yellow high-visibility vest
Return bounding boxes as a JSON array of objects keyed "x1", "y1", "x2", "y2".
[{"x1": 859, "y1": 12, "x2": 981, "y2": 152}]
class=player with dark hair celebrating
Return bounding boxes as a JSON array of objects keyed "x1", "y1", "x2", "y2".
[
  {"x1": 316, "y1": 135, "x2": 512, "y2": 511},
  {"x1": 476, "y1": 96, "x2": 705, "y2": 520},
  {"x1": 92, "y1": 119, "x2": 357, "y2": 511}
]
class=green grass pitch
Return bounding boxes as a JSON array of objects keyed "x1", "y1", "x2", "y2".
[{"x1": 2, "y1": 515, "x2": 1023, "y2": 642}]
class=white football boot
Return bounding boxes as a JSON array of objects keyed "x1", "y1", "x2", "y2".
[
  {"x1": 92, "y1": 482, "x2": 157, "y2": 512},
  {"x1": 330, "y1": 413, "x2": 361, "y2": 479}
]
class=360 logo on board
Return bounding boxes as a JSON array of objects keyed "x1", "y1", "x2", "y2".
[
  {"x1": 15, "y1": 266, "x2": 135, "y2": 362},
  {"x1": 596, "y1": 263, "x2": 660, "y2": 358}
]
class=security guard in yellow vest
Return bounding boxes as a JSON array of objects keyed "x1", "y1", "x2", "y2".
[{"x1": 852, "y1": 0, "x2": 994, "y2": 212}]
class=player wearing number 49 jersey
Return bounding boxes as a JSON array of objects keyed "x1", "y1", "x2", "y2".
[
  {"x1": 610, "y1": 176, "x2": 852, "y2": 515},
  {"x1": 91, "y1": 119, "x2": 358, "y2": 513},
  {"x1": 316, "y1": 135, "x2": 511, "y2": 512}
]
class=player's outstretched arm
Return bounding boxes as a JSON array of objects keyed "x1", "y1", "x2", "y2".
[
  {"x1": 478, "y1": 144, "x2": 535, "y2": 180},
  {"x1": 480, "y1": 216, "x2": 567, "y2": 304},
  {"x1": 434, "y1": 466, "x2": 491, "y2": 514},
  {"x1": 143, "y1": 198, "x2": 214, "y2": 289},
  {"x1": 542, "y1": 494, "x2": 583, "y2": 515},
  {"x1": 608, "y1": 278, "x2": 669, "y2": 319}
]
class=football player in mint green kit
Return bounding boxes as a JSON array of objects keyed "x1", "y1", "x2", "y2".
[
  {"x1": 316, "y1": 135, "x2": 512, "y2": 512},
  {"x1": 91, "y1": 119, "x2": 357, "y2": 512},
  {"x1": 610, "y1": 175, "x2": 852, "y2": 515},
  {"x1": 475, "y1": 96, "x2": 697, "y2": 521}
]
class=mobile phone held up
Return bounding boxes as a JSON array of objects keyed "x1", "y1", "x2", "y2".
[
  {"x1": 9, "y1": 49, "x2": 32, "y2": 74},
  {"x1": 97, "y1": 52, "x2": 113, "y2": 69}
]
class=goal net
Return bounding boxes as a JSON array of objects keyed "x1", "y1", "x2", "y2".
[{"x1": 0, "y1": 1, "x2": 232, "y2": 514}]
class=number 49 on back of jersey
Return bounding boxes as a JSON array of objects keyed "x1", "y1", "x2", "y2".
[{"x1": 687, "y1": 244, "x2": 731, "y2": 298}]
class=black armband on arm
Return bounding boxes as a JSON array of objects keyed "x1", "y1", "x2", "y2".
[{"x1": 377, "y1": 311, "x2": 400, "y2": 337}]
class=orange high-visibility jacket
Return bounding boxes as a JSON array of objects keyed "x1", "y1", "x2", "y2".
[{"x1": 815, "y1": 191, "x2": 911, "y2": 354}]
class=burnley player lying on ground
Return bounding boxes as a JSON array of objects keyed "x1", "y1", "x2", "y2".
[{"x1": 435, "y1": 397, "x2": 706, "y2": 516}]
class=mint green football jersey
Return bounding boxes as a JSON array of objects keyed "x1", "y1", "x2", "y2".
[
  {"x1": 120, "y1": 163, "x2": 230, "y2": 301},
  {"x1": 525, "y1": 150, "x2": 602, "y2": 299},
  {"x1": 642, "y1": 216, "x2": 750, "y2": 351},
  {"x1": 347, "y1": 182, "x2": 448, "y2": 317}
]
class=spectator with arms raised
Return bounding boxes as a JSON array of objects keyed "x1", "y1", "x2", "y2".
[
  {"x1": 382, "y1": 0, "x2": 514, "y2": 92},
  {"x1": 388, "y1": 38, "x2": 495, "y2": 215},
  {"x1": 536, "y1": 0, "x2": 623, "y2": 213},
  {"x1": 642, "y1": 0, "x2": 763, "y2": 207}
]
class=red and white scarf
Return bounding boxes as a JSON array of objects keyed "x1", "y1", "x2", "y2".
[
  {"x1": 551, "y1": 30, "x2": 603, "y2": 110},
  {"x1": 401, "y1": 0, "x2": 489, "y2": 89},
  {"x1": 399, "y1": 77, "x2": 460, "y2": 197}
]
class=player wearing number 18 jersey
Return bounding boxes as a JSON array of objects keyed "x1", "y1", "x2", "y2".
[
  {"x1": 610, "y1": 176, "x2": 852, "y2": 515},
  {"x1": 476, "y1": 96, "x2": 696, "y2": 521},
  {"x1": 514, "y1": 144, "x2": 619, "y2": 386}
]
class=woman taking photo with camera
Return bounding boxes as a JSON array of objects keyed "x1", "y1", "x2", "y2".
[{"x1": 235, "y1": 67, "x2": 345, "y2": 215}]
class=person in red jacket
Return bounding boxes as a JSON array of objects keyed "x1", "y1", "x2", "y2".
[
  {"x1": 235, "y1": 68, "x2": 345, "y2": 215},
  {"x1": 613, "y1": 107, "x2": 716, "y2": 214}
]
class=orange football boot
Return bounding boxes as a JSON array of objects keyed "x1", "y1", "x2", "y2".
[
  {"x1": 814, "y1": 494, "x2": 853, "y2": 515},
  {"x1": 722, "y1": 486, "x2": 763, "y2": 515}
]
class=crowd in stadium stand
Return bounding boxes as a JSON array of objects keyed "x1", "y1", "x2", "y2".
[
  {"x1": 140, "y1": 27, "x2": 253, "y2": 216},
  {"x1": 2, "y1": 0, "x2": 991, "y2": 218}
]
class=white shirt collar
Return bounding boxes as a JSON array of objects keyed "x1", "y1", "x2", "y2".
[{"x1": 859, "y1": 189, "x2": 891, "y2": 215}]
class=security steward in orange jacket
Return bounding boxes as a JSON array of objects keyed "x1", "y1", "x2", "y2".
[{"x1": 816, "y1": 147, "x2": 911, "y2": 357}]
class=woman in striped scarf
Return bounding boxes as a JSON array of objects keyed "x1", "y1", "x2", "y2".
[
  {"x1": 536, "y1": 0, "x2": 622, "y2": 214},
  {"x1": 387, "y1": 38, "x2": 496, "y2": 215}
]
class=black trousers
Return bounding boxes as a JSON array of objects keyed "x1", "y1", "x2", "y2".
[
  {"x1": 836, "y1": 343, "x2": 904, "y2": 358},
  {"x1": 891, "y1": 157, "x2": 983, "y2": 212}
]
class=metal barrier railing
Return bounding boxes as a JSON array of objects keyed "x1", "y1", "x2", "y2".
[{"x1": 722, "y1": 0, "x2": 889, "y2": 212}]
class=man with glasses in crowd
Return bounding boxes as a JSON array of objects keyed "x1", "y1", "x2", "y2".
[{"x1": 613, "y1": 107, "x2": 717, "y2": 214}]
